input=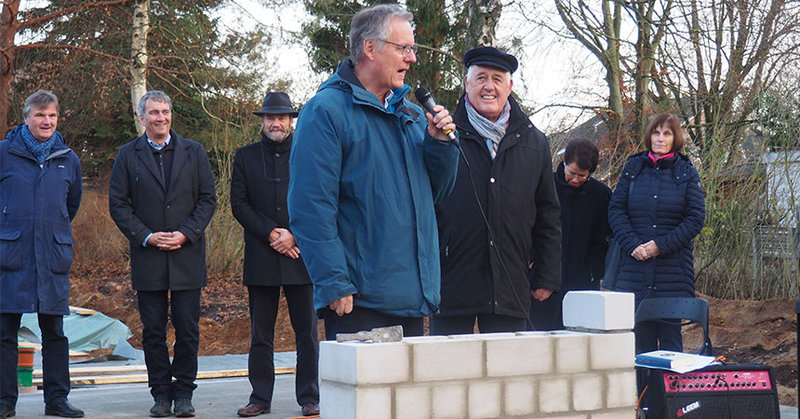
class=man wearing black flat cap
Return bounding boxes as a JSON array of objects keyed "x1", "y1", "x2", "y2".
[
  {"x1": 231, "y1": 92, "x2": 319, "y2": 417},
  {"x1": 432, "y1": 46, "x2": 562, "y2": 335}
]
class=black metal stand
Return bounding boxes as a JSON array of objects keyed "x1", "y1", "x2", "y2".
[{"x1": 795, "y1": 298, "x2": 800, "y2": 417}]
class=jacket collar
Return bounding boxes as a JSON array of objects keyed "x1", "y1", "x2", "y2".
[
  {"x1": 134, "y1": 129, "x2": 188, "y2": 193},
  {"x1": 5, "y1": 124, "x2": 70, "y2": 162},
  {"x1": 322, "y1": 58, "x2": 412, "y2": 115},
  {"x1": 260, "y1": 133, "x2": 293, "y2": 153}
]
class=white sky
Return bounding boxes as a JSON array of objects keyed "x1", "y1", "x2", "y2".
[{"x1": 217, "y1": 0, "x2": 606, "y2": 133}]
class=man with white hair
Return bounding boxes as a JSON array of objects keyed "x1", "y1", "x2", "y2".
[{"x1": 432, "y1": 46, "x2": 562, "y2": 335}]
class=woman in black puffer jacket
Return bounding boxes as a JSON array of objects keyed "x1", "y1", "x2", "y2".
[{"x1": 608, "y1": 113, "x2": 705, "y2": 353}]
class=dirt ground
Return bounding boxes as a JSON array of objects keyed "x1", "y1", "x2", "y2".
[{"x1": 69, "y1": 264, "x2": 799, "y2": 406}]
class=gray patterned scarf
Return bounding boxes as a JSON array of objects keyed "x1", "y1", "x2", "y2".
[{"x1": 464, "y1": 96, "x2": 511, "y2": 159}]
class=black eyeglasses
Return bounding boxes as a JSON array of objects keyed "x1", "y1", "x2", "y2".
[{"x1": 376, "y1": 39, "x2": 418, "y2": 57}]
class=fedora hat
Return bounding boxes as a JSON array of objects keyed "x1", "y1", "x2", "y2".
[{"x1": 253, "y1": 91, "x2": 299, "y2": 117}]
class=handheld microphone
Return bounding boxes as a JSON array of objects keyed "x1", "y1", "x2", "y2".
[{"x1": 414, "y1": 85, "x2": 457, "y2": 143}]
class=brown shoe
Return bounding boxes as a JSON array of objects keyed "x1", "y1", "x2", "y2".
[
  {"x1": 301, "y1": 402, "x2": 320, "y2": 416},
  {"x1": 236, "y1": 403, "x2": 269, "y2": 417}
]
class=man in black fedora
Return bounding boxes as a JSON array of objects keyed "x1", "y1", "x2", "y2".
[{"x1": 231, "y1": 91, "x2": 320, "y2": 417}]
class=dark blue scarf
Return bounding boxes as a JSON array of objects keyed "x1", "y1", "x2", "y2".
[{"x1": 21, "y1": 124, "x2": 57, "y2": 165}]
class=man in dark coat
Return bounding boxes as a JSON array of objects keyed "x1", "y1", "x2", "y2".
[
  {"x1": 529, "y1": 139, "x2": 612, "y2": 330},
  {"x1": 432, "y1": 47, "x2": 562, "y2": 335},
  {"x1": 109, "y1": 90, "x2": 217, "y2": 418},
  {"x1": 231, "y1": 92, "x2": 319, "y2": 418},
  {"x1": 0, "y1": 90, "x2": 84, "y2": 418}
]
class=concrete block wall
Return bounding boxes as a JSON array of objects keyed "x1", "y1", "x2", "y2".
[{"x1": 319, "y1": 291, "x2": 636, "y2": 418}]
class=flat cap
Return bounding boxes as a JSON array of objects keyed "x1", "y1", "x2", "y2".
[{"x1": 463, "y1": 46, "x2": 518, "y2": 74}]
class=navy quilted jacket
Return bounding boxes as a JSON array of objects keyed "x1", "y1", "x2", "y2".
[{"x1": 607, "y1": 151, "x2": 705, "y2": 300}]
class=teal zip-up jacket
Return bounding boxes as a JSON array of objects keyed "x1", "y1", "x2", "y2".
[{"x1": 288, "y1": 59, "x2": 459, "y2": 317}]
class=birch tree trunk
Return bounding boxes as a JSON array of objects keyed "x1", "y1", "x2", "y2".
[
  {"x1": 130, "y1": 0, "x2": 149, "y2": 136},
  {"x1": 465, "y1": 0, "x2": 502, "y2": 47}
]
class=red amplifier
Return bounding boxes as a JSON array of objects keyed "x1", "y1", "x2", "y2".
[
  {"x1": 661, "y1": 368, "x2": 773, "y2": 393},
  {"x1": 643, "y1": 363, "x2": 779, "y2": 419}
]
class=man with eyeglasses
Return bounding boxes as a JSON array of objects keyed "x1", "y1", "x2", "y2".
[
  {"x1": 529, "y1": 138, "x2": 612, "y2": 330},
  {"x1": 431, "y1": 46, "x2": 562, "y2": 335},
  {"x1": 288, "y1": 4, "x2": 458, "y2": 339}
]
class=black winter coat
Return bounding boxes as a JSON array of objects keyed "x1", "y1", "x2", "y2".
[
  {"x1": 109, "y1": 131, "x2": 217, "y2": 291},
  {"x1": 553, "y1": 162, "x2": 612, "y2": 291},
  {"x1": 230, "y1": 135, "x2": 311, "y2": 287},
  {"x1": 608, "y1": 151, "x2": 705, "y2": 301},
  {"x1": 435, "y1": 95, "x2": 562, "y2": 319}
]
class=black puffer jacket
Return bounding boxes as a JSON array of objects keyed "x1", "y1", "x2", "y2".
[
  {"x1": 608, "y1": 151, "x2": 705, "y2": 301},
  {"x1": 435, "y1": 95, "x2": 562, "y2": 319}
]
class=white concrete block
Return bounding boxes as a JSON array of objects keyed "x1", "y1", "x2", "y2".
[
  {"x1": 395, "y1": 384, "x2": 431, "y2": 419},
  {"x1": 572, "y1": 373, "x2": 604, "y2": 411},
  {"x1": 563, "y1": 291, "x2": 635, "y2": 331},
  {"x1": 468, "y1": 381, "x2": 501, "y2": 418},
  {"x1": 320, "y1": 380, "x2": 355, "y2": 419},
  {"x1": 320, "y1": 381, "x2": 392, "y2": 419},
  {"x1": 485, "y1": 333, "x2": 554, "y2": 377},
  {"x1": 538, "y1": 415, "x2": 588, "y2": 419},
  {"x1": 503, "y1": 378, "x2": 536, "y2": 416},
  {"x1": 431, "y1": 382, "x2": 467, "y2": 419},
  {"x1": 588, "y1": 332, "x2": 635, "y2": 370},
  {"x1": 606, "y1": 370, "x2": 637, "y2": 408},
  {"x1": 319, "y1": 341, "x2": 409, "y2": 385},
  {"x1": 554, "y1": 332, "x2": 589, "y2": 374},
  {"x1": 538, "y1": 375, "x2": 570, "y2": 413},
  {"x1": 590, "y1": 408, "x2": 635, "y2": 418},
  {"x1": 411, "y1": 337, "x2": 483, "y2": 382}
]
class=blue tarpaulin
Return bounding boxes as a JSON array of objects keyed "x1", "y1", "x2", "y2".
[{"x1": 20, "y1": 308, "x2": 132, "y2": 353}]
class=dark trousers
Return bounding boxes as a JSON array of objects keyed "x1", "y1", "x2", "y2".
[
  {"x1": 634, "y1": 319, "x2": 683, "y2": 353},
  {"x1": 635, "y1": 319, "x2": 683, "y2": 404},
  {"x1": 322, "y1": 306, "x2": 424, "y2": 340},
  {"x1": 137, "y1": 289, "x2": 200, "y2": 402},
  {"x1": 1, "y1": 313, "x2": 70, "y2": 407},
  {"x1": 247, "y1": 285, "x2": 319, "y2": 408},
  {"x1": 430, "y1": 313, "x2": 527, "y2": 335},
  {"x1": 528, "y1": 294, "x2": 563, "y2": 331}
]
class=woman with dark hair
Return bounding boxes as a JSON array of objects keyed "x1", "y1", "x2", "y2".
[
  {"x1": 607, "y1": 113, "x2": 705, "y2": 353},
  {"x1": 530, "y1": 138, "x2": 611, "y2": 330}
]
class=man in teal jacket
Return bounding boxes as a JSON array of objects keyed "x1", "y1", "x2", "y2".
[{"x1": 288, "y1": 3, "x2": 459, "y2": 339}]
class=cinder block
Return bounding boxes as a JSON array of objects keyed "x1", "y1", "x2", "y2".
[
  {"x1": 563, "y1": 291, "x2": 634, "y2": 331},
  {"x1": 320, "y1": 381, "x2": 392, "y2": 419},
  {"x1": 606, "y1": 370, "x2": 637, "y2": 408},
  {"x1": 468, "y1": 381, "x2": 501, "y2": 418},
  {"x1": 504, "y1": 378, "x2": 536, "y2": 416},
  {"x1": 572, "y1": 373, "x2": 604, "y2": 411},
  {"x1": 588, "y1": 332, "x2": 635, "y2": 370},
  {"x1": 395, "y1": 384, "x2": 431, "y2": 419},
  {"x1": 319, "y1": 341, "x2": 409, "y2": 385},
  {"x1": 484, "y1": 333, "x2": 554, "y2": 377},
  {"x1": 431, "y1": 382, "x2": 467, "y2": 418},
  {"x1": 590, "y1": 408, "x2": 635, "y2": 418},
  {"x1": 538, "y1": 375, "x2": 570, "y2": 413},
  {"x1": 554, "y1": 332, "x2": 589, "y2": 374},
  {"x1": 320, "y1": 380, "x2": 355, "y2": 419},
  {"x1": 411, "y1": 337, "x2": 483, "y2": 382},
  {"x1": 538, "y1": 415, "x2": 588, "y2": 419}
]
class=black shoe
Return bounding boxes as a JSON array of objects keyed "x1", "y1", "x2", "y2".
[
  {"x1": 0, "y1": 403, "x2": 15, "y2": 419},
  {"x1": 149, "y1": 400, "x2": 172, "y2": 418},
  {"x1": 174, "y1": 399, "x2": 195, "y2": 418},
  {"x1": 44, "y1": 400, "x2": 84, "y2": 418}
]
